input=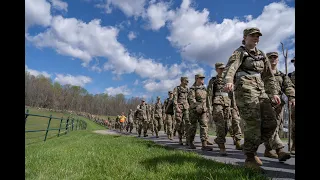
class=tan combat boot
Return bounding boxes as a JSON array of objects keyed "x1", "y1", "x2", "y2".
[
  {"x1": 244, "y1": 153, "x2": 263, "y2": 171},
  {"x1": 291, "y1": 141, "x2": 295, "y2": 155},
  {"x1": 264, "y1": 148, "x2": 278, "y2": 159},
  {"x1": 235, "y1": 140, "x2": 243, "y2": 150},
  {"x1": 155, "y1": 132, "x2": 159, "y2": 138},
  {"x1": 218, "y1": 143, "x2": 227, "y2": 156},
  {"x1": 276, "y1": 148, "x2": 291, "y2": 162},
  {"x1": 201, "y1": 141, "x2": 213, "y2": 151},
  {"x1": 179, "y1": 138, "x2": 183, "y2": 145},
  {"x1": 206, "y1": 140, "x2": 214, "y2": 145},
  {"x1": 189, "y1": 140, "x2": 196, "y2": 149},
  {"x1": 254, "y1": 153, "x2": 263, "y2": 166},
  {"x1": 169, "y1": 133, "x2": 173, "y2": 140}
]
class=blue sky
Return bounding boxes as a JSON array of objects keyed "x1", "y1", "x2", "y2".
[{"x1": 25, "y1": 0, "x2": 295, "y2": 101}]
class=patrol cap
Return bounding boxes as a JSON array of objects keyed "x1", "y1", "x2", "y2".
[
  {"x1": 291, "y1": 57, "x2": 295, "y2": 63},
  {"x1": 195, "y1": 73, "x2": 205, "y2": 79},
  {"x1": 243, "y1": 27, "x2": 262, "y2": 36},
  {"x1": 157, "y1": 96, "x2": 161, "y2": 99},
  {"x1": 141, "y1": 98, "x2": 145, "y2": 102},
  {"x1": 215, "y1": 62, "x2": 225, "y2": 69},
  {"x1": 168, "y1": 91, "x2": 173, "y2": 94},
  {"x1": 180, "y1": 76, "x2": 189, "y2": 81},
  {"x1": 266, "y1": 52, "x2": 279, "y2": 57}
]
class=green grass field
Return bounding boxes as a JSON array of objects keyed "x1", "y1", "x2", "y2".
[{"x1": 25, "y1": 108, "x2": 269, "y2": 180}]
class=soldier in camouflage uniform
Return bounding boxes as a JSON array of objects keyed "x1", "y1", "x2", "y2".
[
  {"x1": 154, "y1": 96, "x2": 163, "y2": 136},
  {"x1": 222, "y1": 27, "x2": 281, "y2": 170},
  {"x1": 173, "y1": 77, "x2": 190, "y2": 145},
  {"x1": 163, "y1": 91, "x2": 175, "y2": 140},
  {"x1": 188, "y1": 73, "x2": 213, "y2": 151},
  {"x1": 162, "y1": 103, "x2": 167, "y2": 133},
  {"x1": 136, "y1": 99, "x2": 149, "y2": 137},
  {"x1": 147, "y1": 104, "x2": 155, "y2": 136},
  {"x1": 207, "y1": 62, "x2": 232, "y2": 156},
  {"x1": 288, "y1": 57, "x2": 295, "y2": 155},
  {"x1": 262, "y1": 52, "x2": 294, "y2": 161},
  {"x1": 126, "y1": 109, "x2": 134, "y2": 133}
]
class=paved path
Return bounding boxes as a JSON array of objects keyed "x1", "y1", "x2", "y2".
[{"x1": 94, "y1": 129, "x2": 295, "y2": 180}]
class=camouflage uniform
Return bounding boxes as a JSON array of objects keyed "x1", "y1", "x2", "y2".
[
  {"x1": 288, "y1": 57, "x2": 295, "y2": 154},
  {"x1": 262, "y1": 52, "x2": 295, "y2": 161},
  {"x1": 163, "y1": 91, "x2": 174, "y2": 139},
  {"x1": 222, "y1": 27, "x2": 279, "y2": 168},
  {"x1": 188, "y1": 74, "x2": 212, "y2": 151},
  {"x1": 126, "y1": 110, "x2": 134, "y2": 133},
  {"x1": 147, "y1": 104, "x2": 155, "y2": 135},
  {"x1": 154, "y1": 97, "x2": 163, "y2": 135},
  {"x1": 207, "y1": 63, "x2": 231, "y2": 155},
  {"x1": 162, "y1": 105, "x2": 167, "y2": 132},
  {"x1": 173, "y1": 77, "x2": 190, "y2": 145},
  {"x1": 136, "y1": 101, "x2": 148, "y2": 137}
]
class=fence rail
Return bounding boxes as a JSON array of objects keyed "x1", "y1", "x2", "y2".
[{"x1": 25, "y1": 109, "x2": 87, "y2": 142}]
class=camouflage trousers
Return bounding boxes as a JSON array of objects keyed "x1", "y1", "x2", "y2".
[
  {"x1": 212, "y1": 104, "x2": 231, "y2": 144},
  {"x1": 126, "y1": 121, "x2": 134, "y2": 132},
  {"x1": 235, "y1": 87, "x2": 277, "y2": 154},
  {"x1": 149, "y1": 120, "x2": 154, "y2": 134},
  {"x1": 188, "y1": 110, "x2": 209, "y2": 142},
  {"x1": 228, "y1": 108, "x2": 242, "y2": 141},
  {"x1": 154, "y1": 116, "x2": 162, "y2": 132},
  {"x1": 291, "y1": 105, "x2": 295, "y2": 144},
  {"x1": 137, "y1": 118, "x2": 149, "y2": 136},
  {"x1": 152, "y1": 118, "x2": 159, "y2": 135},
  {"x1": 175, "y1": 108, "x2": 190, "y2": 141},
  {"x1": 163, "y1": 114, "x2": 167, "y2": 132},
  {"x1": 264, "y1": 103, "x2": 285, "y2": 150},
  {"x1": 165, "y1": 114, "x2": 174, "y2": 135}
]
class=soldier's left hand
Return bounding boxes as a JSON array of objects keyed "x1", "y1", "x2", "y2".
[
  {"x1": 289, "y1": 99, "x2": 295, "y2": 107},
  {"x1": 273, "y1": 95, "x2": 281, "y2": 105}
]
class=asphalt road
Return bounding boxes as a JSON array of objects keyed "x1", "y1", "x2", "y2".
[{"x1": 95, "y1": 129, "x2": 295, "y2": 180}]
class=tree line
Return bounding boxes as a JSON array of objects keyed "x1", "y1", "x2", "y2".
[{"x1": 25, "y1": 71, "x2": 143, "y2": 116}]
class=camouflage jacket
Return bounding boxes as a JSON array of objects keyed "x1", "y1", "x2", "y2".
[
  {"x1": 173, "y1": 85, "x2": 190, "y2": 111},
  {"x1": 163, "y1": 97, "x2": 174, "y2": 115},
  {"x1": 267, "y1": 69, "x2": 295, "y2": 101},
  {"x1": 222, "y1": 46, "x2": 279, "y2": 95},
  {"x1": 207, "y1": 75, "x2": 231, "y2": 107},
  {"x1": 128, "y1": 111, "x2": 134, "y2": 123},
  {"x1": 188, "y1": 84, "x2": 209, "y2": 113},
  {"x1": 154, "y1": 101, "x2": 163, "y2": 118},
  {"x1": 136, "y1": 103, "x2": 147, "y2": 120}
]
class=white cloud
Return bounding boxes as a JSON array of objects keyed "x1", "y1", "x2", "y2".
[
  {"x1": 101, "y1": 0, "x2": 147, "y2": 17},
  {"x1": 25, "y1": 0, "x2": 52, "y2": 32},
  {"x1": 104, "y1": 85, "x2": 131, "y2": 95},
  {"x1": 143, "y1": 63, "x2": 205, "y2": 92},
  {"x1": 25, "y1": 65, "x2": 51, "y2": 78},
  {"x1": 145, "y1": 1, "x2": 174, "y2": 30},
  {"x1": 128, "y1": 31, "x2": 137, "y2": 40},
  {"x1": 54, "y1": 74, "x2": 92, "y2": 87},
  {"x1": 50, "y1": 0, "x2": 68, "y2": 12},
  {"x1": 156, "y1": 0, "x2": 295, "y2": 70},
  {"x1": 134, "y1": 79, "x2": 139, "y2": 85}
]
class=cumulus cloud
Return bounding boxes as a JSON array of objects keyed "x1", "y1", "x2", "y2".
[
  {"x1": 128, "y1": 31, "x2": 137, "y2": 40},
  {"x1": 99, "y1": 0, "x2": 147, "y2": 17},
  {"x1": 104, "y1": 85, "x2": 131, "y2": 96},
  {"x1": 165, "y1": 0, "x2": 295, "y2": 70},
  {"x1": 134, "y1": 79, "x2": 139, "y2": 85},
  {"x1": 50, "y1": 0, "x2": 68, "y2": 12},
  {"x1": 145, "y1": 1, "x2": 174, "y2": 30},
  {"x1": 25, "y1": 65, "x2": 51, "y2": 78},
  {"x1": 54, "y1": 74, "x2": 92, "y2": 87},
  {"x1": 25, "y1": 0, "x2": 52, "y2": 32}
]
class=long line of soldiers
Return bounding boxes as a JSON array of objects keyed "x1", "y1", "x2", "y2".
[{"x1": 131, "y1": 27, "x2": 295, "y2": 171}]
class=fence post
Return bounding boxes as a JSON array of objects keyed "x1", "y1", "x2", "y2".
[
  {"x1": 25, "y1": 109, "x2": 29, "y2": 126},
  {"x1": 80, "y1": 120, "x2": 82, "y2": 129},
  {"x1": 65, "y1": 117, "x2": 70, "y2": 134},
  {"x1": 44, "y1": 115, "x2": 52, "y2": 141},
  {"x1": 76, "y1": 119, "x2": 79, "y2": 130},
  {"x1": 72, "y1": 118, "x2": 74, "y2": 131},
  {"x1": 58, "y1": 117, "x2": 63, "y2": 137}
]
